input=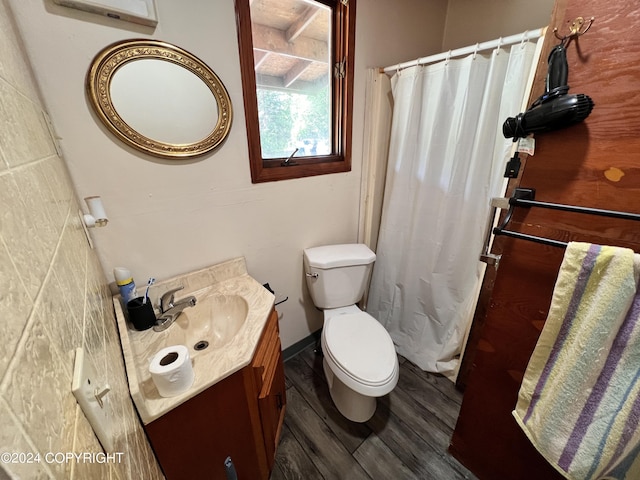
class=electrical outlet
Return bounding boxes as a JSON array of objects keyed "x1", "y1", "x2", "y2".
[{"x1": 72, "y1": 348, "x2": 113, "y2": 451}]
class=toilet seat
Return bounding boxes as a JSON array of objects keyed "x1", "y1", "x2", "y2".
[{"x1": 322, "y1": 311, "x2": 398, "y2": 396}]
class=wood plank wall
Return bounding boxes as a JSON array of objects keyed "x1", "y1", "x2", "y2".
[{"x1": 451, "y1": 0, "x2": 640, "y2": 478}]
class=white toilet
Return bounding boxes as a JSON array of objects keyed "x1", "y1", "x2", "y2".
[{"x1": 303, "y1": 243, "x2": 399, "y2": 422}]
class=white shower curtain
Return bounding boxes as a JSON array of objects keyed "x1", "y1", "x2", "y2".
[{"x1": 367, "y1": 41, "x2": 539, "y2": 377}]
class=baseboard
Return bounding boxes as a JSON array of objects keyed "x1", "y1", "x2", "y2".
[{"x1": 282, "y1": 329, "x2": 322, "y2": 362}]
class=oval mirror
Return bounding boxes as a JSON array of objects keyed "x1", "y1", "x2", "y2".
[{"x1": 86, "y1": 39, "x2": 232, "y2": 159}]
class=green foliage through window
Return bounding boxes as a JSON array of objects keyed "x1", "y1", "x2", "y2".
[{"x1": 257, "y1": 86, "x2": 330, "y2": 159}]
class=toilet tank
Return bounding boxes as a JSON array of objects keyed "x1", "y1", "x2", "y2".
[{"x1": 303, "y1": 244, "x2": 376, "y2": 309}]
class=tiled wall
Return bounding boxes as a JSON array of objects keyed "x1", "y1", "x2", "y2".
[{"x1": 0, "y1": 2, "x2": 163, "y2": 479}]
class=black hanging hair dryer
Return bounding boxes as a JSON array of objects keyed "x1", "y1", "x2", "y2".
[{"x1": 502, "y1": 43, "x2": 594, "y2": 139}]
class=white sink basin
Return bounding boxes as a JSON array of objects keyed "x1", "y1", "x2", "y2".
[
  {"x1": 166, "y1": 293, "x2": 249, "y2": 350},
  {"x1": 113, "y1": 257, "x2": 275, "y2": 424}
]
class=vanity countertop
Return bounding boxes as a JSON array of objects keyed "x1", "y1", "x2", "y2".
[{"x1": 113, "y1": 257, "x2": 275, "y2": 424}]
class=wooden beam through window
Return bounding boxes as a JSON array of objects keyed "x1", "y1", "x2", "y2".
[
  {"x1": 286, "y1": 6, "x2": 320, "y2": 43},
  {"x1": 252, "y1": 23, "x2": 328, "y2": 64},
  {"x1": 284, "y1": 59, "x2": 313, "y2": 87}
]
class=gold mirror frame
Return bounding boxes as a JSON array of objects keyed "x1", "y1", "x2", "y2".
[{"x1": 86, "y1": 39, "x2": 232, "y2": 159}]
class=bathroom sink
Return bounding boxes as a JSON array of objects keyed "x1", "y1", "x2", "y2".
[
  {"x1": 113, "y1": 257, "x2": 275, "y2": 424},
  {"x1": 168, "y1": 293, "x2": 249, "y2": 351}
]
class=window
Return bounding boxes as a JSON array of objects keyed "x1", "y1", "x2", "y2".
[{"x1": 235, "y1": 0, "x2": 356, "y2": 183}]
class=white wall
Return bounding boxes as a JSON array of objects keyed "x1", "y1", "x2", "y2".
[
  {"x1": 443, "y1": 0, "x2": 555, "y2": 50},
  {"x1": 7, "y1": 0, "x2": 446, "y2": 349}
]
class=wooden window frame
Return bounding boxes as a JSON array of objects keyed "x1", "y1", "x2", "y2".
[{"x1": 235, "y1": 0, "x2": 356, "y2": 183}]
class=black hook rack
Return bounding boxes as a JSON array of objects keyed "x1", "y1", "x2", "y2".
[{"x1": 492, "y1": 188, "x2": 640, "y2": 248}]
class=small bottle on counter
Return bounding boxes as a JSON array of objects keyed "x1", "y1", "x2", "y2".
[{"x1": 114, "y1": 267, "x2": 137, "y2": 304}]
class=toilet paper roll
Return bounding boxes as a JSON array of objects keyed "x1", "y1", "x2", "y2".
[{"x1": 149, "y1": 345, "x2": 195, "y2": 398}]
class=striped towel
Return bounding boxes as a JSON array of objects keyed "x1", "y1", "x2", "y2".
[{"x1": 513, "y1": 242, "x2": 640, "y2": 480}]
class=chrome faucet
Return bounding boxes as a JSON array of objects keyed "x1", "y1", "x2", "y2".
[{"x1": 153, "y1": 286, "x2": 197, "y2": 332}]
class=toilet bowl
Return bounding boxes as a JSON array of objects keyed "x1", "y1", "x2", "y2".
[
  {"x1": 303, "y1": 244, "x2": 399, "y2": 422},
  {"x1": 321, "y1": 305, "x2": 398, "y2": 422}
]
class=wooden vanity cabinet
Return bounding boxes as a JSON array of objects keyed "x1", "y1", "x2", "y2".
[{"x1": 144, "y1": 309, "x2": 286, "y2": 480}]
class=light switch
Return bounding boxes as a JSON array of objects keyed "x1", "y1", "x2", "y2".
[{"x1": 72, "y1": 348, "x2": 113, "y2": 451}]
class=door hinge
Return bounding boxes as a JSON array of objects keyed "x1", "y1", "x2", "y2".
[{"x1": 334, "y1": 59, "x2": 346, "y2": 79}]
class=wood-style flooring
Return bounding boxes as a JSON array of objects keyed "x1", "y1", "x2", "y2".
[{"x1": 271, "y1": 344, "x2": 477, "y2": 480}]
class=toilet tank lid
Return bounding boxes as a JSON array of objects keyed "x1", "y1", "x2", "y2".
[{"x1": 304, "y1": 243, "x2": 376, "y2": 268}]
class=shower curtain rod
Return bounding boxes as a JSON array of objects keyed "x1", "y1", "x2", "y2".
[{"x1": 382, "y1": 28, "x2": 545, "y2": 74}]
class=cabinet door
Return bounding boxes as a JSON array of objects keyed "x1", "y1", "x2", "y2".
[
  {"x1": 251, "y1": 308, "x2": 286, "y2": 469},
  {"x1": 258, "y1": 337, "x2": 286, "y2": 468},
  {"x1": 252, "y1": 309, "x2": 278, "y2": 392},
  {"x1": 145, "y1": 368, "x2": 267, "y2": 480}
]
